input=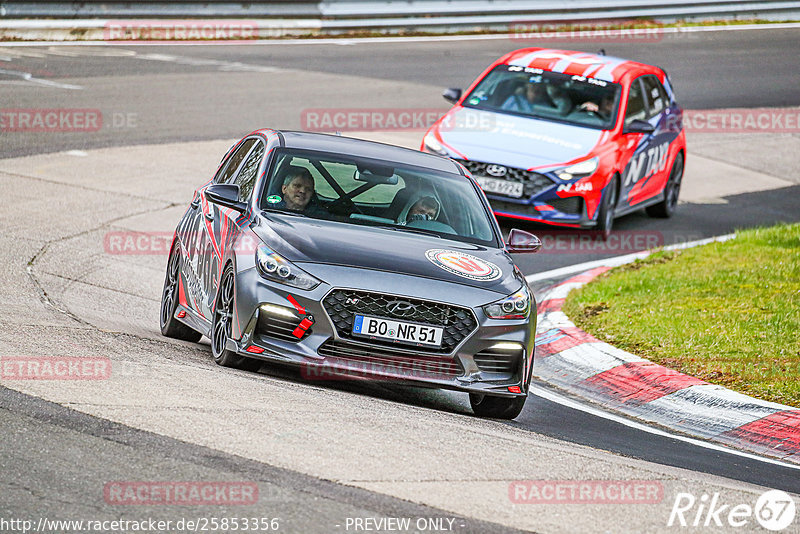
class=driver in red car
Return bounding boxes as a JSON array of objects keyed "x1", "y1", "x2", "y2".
[{"x1": 579, "y1": 92, "x2": 616, "y2": 120}]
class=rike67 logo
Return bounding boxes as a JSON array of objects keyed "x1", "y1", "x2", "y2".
[{"x1": 668, "y1": 489, "x2": 796, "y2": 531}]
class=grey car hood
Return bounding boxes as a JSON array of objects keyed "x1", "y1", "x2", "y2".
[{"x1": 253, "y1": 212, "x2": 523, "y2": 296}]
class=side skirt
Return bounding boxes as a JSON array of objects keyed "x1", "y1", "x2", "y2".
[
  {"x1": 175, "y1": 304, "x2": 212, "y2": 339},
  {"x1": 613, "y1": 190, "x2": 667, "y2": 218}
]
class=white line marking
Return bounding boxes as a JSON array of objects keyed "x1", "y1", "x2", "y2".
[
  {"x1": 1, "y1": 22, "x2": 799, "y2": 47},
  {"x1": 0, "y1": 68, "x2": 82, "y2": 90},
  {"x1": 0, "y1": 47, "x2": 46, "y2": 58},
  {"x1": 526, "y1": 233, "x2": 736, "y2": 283},
  {"x1": 539, "y1": 281, "x2": 584, "y2": 301},
  {"x1": 529, "y1": 385, "x2": 800, "y2": 471},
  {"x1": 127, "y1": 51, "x2": 284, "y2": 73},
  {"x1": 42, "y1": 47, "x2": 82, "y2": 57}
]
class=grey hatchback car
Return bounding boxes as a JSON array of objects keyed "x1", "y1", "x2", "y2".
[{"x1": 160, "y1": 129, "x2": 542, "y2": 419}]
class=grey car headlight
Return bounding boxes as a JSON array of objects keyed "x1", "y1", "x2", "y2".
[
  {"x1": 256, "y1": 245, "x2": 321, "y2": 291},
  {"x1": 483, "y1": 284, "x2": 531, "y2": 319},
  {"x1": 555, "y1": 157, "x2": 598, "y2": 181}
]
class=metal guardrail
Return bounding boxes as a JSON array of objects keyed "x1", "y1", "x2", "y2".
[
  {"x1": 1, "y1": 0, "x2": 799, "y2": 37},
  {"x1": 319, "y1": 0, "x2": 800, "y2": 30},
  {"x1": 318, "y1": 0, "x2": 800, "y2": 18},
  {"x1": 0, "y1": 2, "x2": 321, "y2": 18}
]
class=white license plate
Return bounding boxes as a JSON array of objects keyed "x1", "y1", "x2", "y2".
[
  {"x1": 476, "y1": 176, "x2": 524, "y2": 198},
  {"x1": 352, "y1": 315, "x2": 443, "y2": 347}
]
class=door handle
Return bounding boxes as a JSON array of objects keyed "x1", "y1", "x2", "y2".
[{"x1": 204, "y1": 211, "x2": 214, "y2": 222}]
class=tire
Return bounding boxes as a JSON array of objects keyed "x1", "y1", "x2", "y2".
[
  {"x1": 469, "y1": 393, "x2": 528, "y2": 420},
  {"x1": 646, "y1": 152, "x2": 684, "y2": 218},
  {"x1": 211, "y1": 264, "x2": 262, "y2": 371},
  {"x1": 160, "y1": 244, "x2": 202, "y2": 342},
  {"x1": 596, "y1": 175, "x2": 619, "y2": 240}
]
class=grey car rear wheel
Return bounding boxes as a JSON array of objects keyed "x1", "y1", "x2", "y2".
[{"x1": 160, "y1": 244, "x2": 202, "y2": 342}]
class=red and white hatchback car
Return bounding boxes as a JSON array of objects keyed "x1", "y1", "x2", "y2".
[{"x1": 422, "y1": 48, "x2": 687, "y2": 237}]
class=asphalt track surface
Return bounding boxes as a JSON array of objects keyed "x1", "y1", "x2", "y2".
[
  {"x1": 2, "y1": 28, "x2": 800, "y2": 532},
  {"x1": 3, "y1": 27, "x2": 800, "y2": 159}
]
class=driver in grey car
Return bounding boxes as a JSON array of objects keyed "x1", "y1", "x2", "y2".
[{"x1": 404, "y1": 196, "x2": 440, "y2": 224}]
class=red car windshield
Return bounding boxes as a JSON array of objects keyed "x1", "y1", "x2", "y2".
[{"x1": 463, "y1": 64, "x2": 622, "y2": 130}]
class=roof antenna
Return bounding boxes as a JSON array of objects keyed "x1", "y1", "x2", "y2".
[{"x1": 597, "y1": 48, "x2": 606, "y2": 56}]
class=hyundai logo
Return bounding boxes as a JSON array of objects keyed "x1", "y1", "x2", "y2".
[
  {"x1": 386, "y1": 300, "x2": 416, "y2": 317},
  {"x1": 485, "y1": 164, "x2": 507, "y2": 177}
]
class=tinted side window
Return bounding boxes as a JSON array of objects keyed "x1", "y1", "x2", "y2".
[
  {"x1": 234, "y1": 141, "x2": 265, "y2": 202},
  {"x1": 643, "y1": 75, "x2": 667, "y2": 116},
  {"x1": 624, "y1": 78, "x2": 647, "y2": 126},
  {"x1": 214, "y1": 138, "x2": 256, "y2": 184}
]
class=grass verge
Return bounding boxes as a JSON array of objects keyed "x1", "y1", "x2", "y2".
[{"x1": 563, "y1": 223, "x2": 800, "y2": 407}]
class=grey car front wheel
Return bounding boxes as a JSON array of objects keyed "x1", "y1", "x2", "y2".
[
  {"x1": 469, "y1": 393, "x2": 527, "y2": 419},
  {"x1": 211, "y1": 265, "x2": 261, "y2": 371}
]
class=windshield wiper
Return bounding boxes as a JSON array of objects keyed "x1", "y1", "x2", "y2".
[
  {"x1": 262, "y1": 209, "x2": 309, "y2": 218},
  {"x1": 379, "y1": 225, "x2": 442, "y2": 238}
]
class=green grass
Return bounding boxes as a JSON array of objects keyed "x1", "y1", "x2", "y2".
[{"x1": 563, "y1": 223, "x2": 800, "y2": 407}]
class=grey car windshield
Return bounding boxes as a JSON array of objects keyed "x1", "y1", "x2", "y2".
[
  {"x1": 260, "y1": 149, "x2": 499, "y2": 247},
  {"x1": 463, "y1": 64, "x2": 621, "y2": 130}
]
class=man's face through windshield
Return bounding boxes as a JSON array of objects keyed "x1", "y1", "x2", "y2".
[{"x1": 282, "y1": 174, "x2": 314, "y2": 211}]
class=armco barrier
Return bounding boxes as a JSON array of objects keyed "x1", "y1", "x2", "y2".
[{"x1": 2, "y1": 1, "x2": 800, "y2": 38}]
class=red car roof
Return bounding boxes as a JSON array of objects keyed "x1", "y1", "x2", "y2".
[{"x1": 497, "y1": 48, "x2": 659, "y2": 83}]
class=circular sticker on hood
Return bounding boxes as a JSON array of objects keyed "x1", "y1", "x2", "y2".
[{"x1": 425, "y1": 249, "x2": 502, "y2": 281}]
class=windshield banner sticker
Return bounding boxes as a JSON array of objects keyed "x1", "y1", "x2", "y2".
[{"x1": 425, "y1": 249, "x2": 502, "y2": 281}]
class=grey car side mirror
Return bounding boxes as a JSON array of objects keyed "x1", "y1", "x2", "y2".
[{"x1": 506, "y1": 228, "x2": 542, "y2": 253}]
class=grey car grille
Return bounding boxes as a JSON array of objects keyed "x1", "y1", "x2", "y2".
[{"x1": 322, "y1": 289, "x2": 477, "y2": 354}]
